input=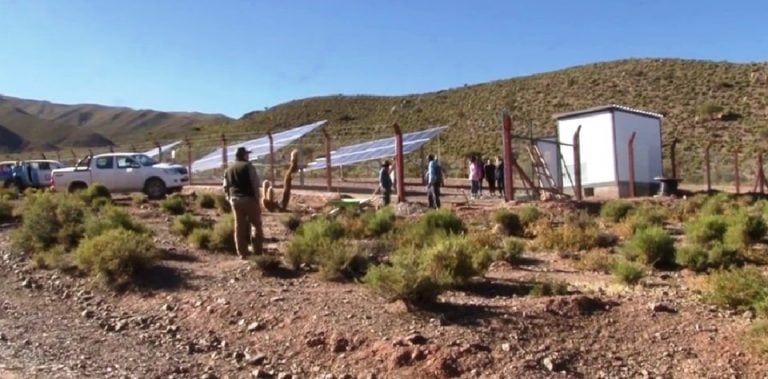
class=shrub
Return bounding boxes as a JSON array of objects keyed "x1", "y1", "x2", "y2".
[
  {"x1": 74, "y1": 229, "x2": 159, "y2": 289},
  {"x1": 172, "y1": 213, "x2": 203, "y2": 237},
  {"x1": 575, "y1": 248, "x2": 617, "y2": 273},
  {"x1": 0, "y1": 198, "x2": 12, "y2": 222},
  {"x1": 32, "y1": 245, "x2": 73, "y2": 270},
  {"x1": 601, "y1": 200, "x2": 634, "y2": 223},
  {"x1": 617, "y1": 204, "x2": 669, "y2": 238},
  {"x1": 398, "y1": 209, "x2": 466, "y2": 248},
  {"x1": 12, "y1": 192, "x2": 87, "y2": 253},
  {"x1": 705, "y1": 267, "x2": 768, "y2": 314},
  {"x1": 421, "y1": 236, "x2": 490, "y2": 286},
  {"x1": 252, "y1": 254, "x2": 282, "y2": 273},
  {"x1": 707, "y1": 242, "x2": 740, "y2": 269},
  {"x1": 210, "y1": 215, "x2": 235, "y2": 252},
  {"x1": 494, "y1": 209, "x2": 523, "y2": 236},
  {"x1": 131, "y1": 193, "x2": 148, "y2": 206},
  {"x1": 724, "y1": 211, "x2": 767, "y2": 249},
  {"x1": 529, "y1": 279, "x2": 569, "y2": 297},
  {"x1": 700, "y1": 193, "x2": 733, "y2": 217},
  {"x1": 80, "y1": 183, "x2": 111, "y2": 205},
  {"x1": 364, "y1": 207, "x2": 396, "y2": 237},
  {"x1": 612, "y1": 260, "x2": 645, "y2": 285},
  {"x1": 285, "y1": 217, "x2": 345, "y2": 268},
  {"x1": 160, "y1": 194, "x2": 186, "y2": 215},
  {"x1": 0, "y1": 187, "x2": 20, "y2": 201},
  {"x1": 495, "y1": 237, "x2": 525, "y2": 263},
  {"x1": 282, "y1": 213, "x2": 302, "y2": 232},
  {"x1": 197, "y1": 193, "x2": 217, "y2": 209},
  {"x1": 214, "y1": 194, "x2": 232, "y2": 213},
  {"x1": 84, "y1": 206, "x2": 148, "y2": 238},
  {"x1": 685, "y1": 215, "x2": 728, "y2": 245},
  {"x1": 188, "y1": 228, "x2": 213, "y2": 250},
  {"x1": 623, "y1": 226, "x2": 675, "y2": 267},
  {"x1": 518, "y1": 206, "x2": 542, "y2": 228},
  {"x1": 675, "y1": 245, "x2": 710, "y2": 272},
  {"x1": 422, "y1": 208, "x2": 466, "y2": 234},
  {"x1": 536, "y1": 220, "x2": 603, "y2": 253},
  {"x1": 317, "y1": 241, "x2": 371, "y2": 282},
  {"x1": 744, "y1": 320, "x2": 768, "y2": 356}
]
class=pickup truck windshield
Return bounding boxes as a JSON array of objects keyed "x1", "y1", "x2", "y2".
[{"x1": 133, "y1": 154, "x2": 157, "y2": 167}]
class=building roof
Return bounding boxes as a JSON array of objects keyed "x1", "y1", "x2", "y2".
[{"x1": 553, "y1": 104, "x2": 663, "y2": 120}]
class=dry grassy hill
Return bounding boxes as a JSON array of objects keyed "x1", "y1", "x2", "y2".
[{"x1": 199, "y1": 58, "x2": 768, "y2": 182}]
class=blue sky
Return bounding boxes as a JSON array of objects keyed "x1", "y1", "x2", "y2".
[{"x1": 1, "y1": 0, "x2": 766, "y2": 118}]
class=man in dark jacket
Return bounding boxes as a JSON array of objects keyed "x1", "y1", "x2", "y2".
[
  {"x1": 484, "y1": 159, "x2": 497, "y2": 196},
  {"x1": 495, "y1": 156, "x2": 505, "y2": 197},
  {"x1": 223, "y1": 147, "x2": 264, "y2": 259},
  {"x1": 379, "y1": 160, "x2": 393, "y2": 205}
]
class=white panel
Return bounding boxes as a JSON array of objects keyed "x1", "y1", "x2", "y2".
[
  {"x1": 557, "y1": 112, "x2": 616, "y2": 187},
  {"x1": 535, "y1": 138, "x2": 561, "y2": 188},
  {"x1": 613, "y1": 111, "x2": 663, "y2": 183}
]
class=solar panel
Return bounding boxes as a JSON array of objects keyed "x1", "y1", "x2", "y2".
[
  {"x1": 142, "y1": 140, "x2": 182, "y2": 157},
  {"x1": 191, "y1": 120, "x2": 327, "y2": 173},
  {"x1": 305, "y1": 126, "x2": 447, "y2": 171}
]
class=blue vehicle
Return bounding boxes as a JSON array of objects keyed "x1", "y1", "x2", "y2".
[{"x1": 1, "y1": 160, "x2": 64, "y2": 189}]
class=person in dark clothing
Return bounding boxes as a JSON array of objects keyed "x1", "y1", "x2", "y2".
[
  {"x1": 426, "y1": 154, "x2": 442, "y2": 208},
  {"x1": 223, "y1": 147, "x2": 264, "y2": 259},
  {"x1": 495, "y1": 156, "x2": 505, "y2": 197},
  {"x1": 379, "y1": 160, "x2": 393, "y2": 205},
  {"x1": 484, "y1": 159, "x2": 497, "y2": 196}
]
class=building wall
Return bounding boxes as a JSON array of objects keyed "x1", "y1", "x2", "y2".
[
  {"x1": 557, "y1": 111, "x2": 616, "y2": 188},
  {"x1": 612, "y1": 111, "x2": 663, "y2": 184}
]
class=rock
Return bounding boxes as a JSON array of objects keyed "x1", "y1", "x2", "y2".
[
  {"x1": 247, "y1": 322, "x2": 265, "y2": 332},
  {"x1": 0, "y1": 332, "x2": 7, "y2": 341},
  {"x1": 501, "y1": 343, "x2": 512, "y2": 352},
  {"x1": 332, "y1": 337, "x2": 350, "y2": 353},
  {"x1": 201, "y1": 373, "x2": 218, "y2": 379},
  {"x1": 251, "y1": 369, "x2": 274, "y2": 378},
  {"x1": 166, "y1": 325, "x2": 180, "y2": 335},
  {"x1": 114, "y1": 321, "x2": 128, "y2": 332},
  {"x1": 233, "y1": 351, "x2": 246, "y2": 362},
  {"x1": 411, "y1": 348, "x2": 427, "y2": 362},
  {"x1": 270, "y1": 296, "x2": 285, "y2": 303},
  {"x1": 542, "y1": 354, "x2": 570, "y2": 372},
  {"x1": 391, "y1": 348, "x2": 412, "y2": 368},
  {"x1": 306, "y1": 336, "x2": 325, "y2": 348},
  {"x1": 82, "y1": 309, "x2": 96, "y2": 319},
  {"x1": 743, "y1": 310, "x2": 755, "y2": 320},
  {"x1": 405, "y1": 333, "x2": 428, "y2": 346},
  {"x1": 276, "y1": 374, "x2": 292, "y2": 379},
  {"x1": 162, "y1": 304, "x2": 175, "y2": 312},
  {"x1": 649, "y1": 303, "x2": 677, "y2": 313},
  {"x1": 21, "y1": 278, "x2": 33, "y2": 289},
  {"x1": 245, "y1": 353, "x2": 267, "y2": 366},
  {"x1": 385, "y1": 300, "x2": 410, "y2": 314},
  {"x1": 186, "y1": 342, "x2": 198, "y2": 354}
]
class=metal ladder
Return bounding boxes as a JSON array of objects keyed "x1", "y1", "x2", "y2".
[{"x1": 527, "y1": 145, "x2": 569, "y2": 199}]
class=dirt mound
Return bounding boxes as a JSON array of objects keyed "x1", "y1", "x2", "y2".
[{"x1": 545, "y1": 295, "x2": 616, "y2": 317}]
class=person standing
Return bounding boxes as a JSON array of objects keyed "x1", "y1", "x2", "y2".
[
  {"x1": 484, "y1": 158, "x2": 497, "y2": 196},
  {"x1": 495, "y1": 156, "x2": 505, "y2": 198},
  {"x1": 426, "y1": 154, "x2": 442, "y2": 208},
  {"x1": 223, "y1": 147, "x2": 264, "y2": 259},
  {"x1": 469, "y1": 156, "x2": 481, "y2": 198},
  {"x1": 379, "y1": 160, "x2": 393, "y2": 206}
]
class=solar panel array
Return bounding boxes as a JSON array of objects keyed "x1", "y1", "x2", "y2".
[
  {"x1": 191, "y1": 120, "x2": 327, "y2": 173},
  {"x1": 305, "y1": 126, "x2": 448, "y2": 171},
  {"x1": 142, "y1": 140, "x2": 182, "y2": 158}
]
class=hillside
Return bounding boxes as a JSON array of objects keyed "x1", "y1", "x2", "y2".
[
  {"x1": 201, "y1": 58, "x2": 768, "y2": 182},
  {"x1": 0, "y1": 95, "x2": 231, "y2": 153}
]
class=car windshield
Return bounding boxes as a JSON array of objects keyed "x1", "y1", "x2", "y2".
[{"x1": 132, "y1": 154, "x2": 157, "y2": 167}]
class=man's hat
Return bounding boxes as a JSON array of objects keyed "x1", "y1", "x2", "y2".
[{"x1": 235, "y1": 147, "x2": 251, "y2": 157}]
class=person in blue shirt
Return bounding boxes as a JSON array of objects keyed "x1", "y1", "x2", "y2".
[
  {"x1": 379, "y1": 160, "x2": 393, "y2": 205},
  {"x1": 426, "y1": 154, "x2": 442, "y2": 209}
]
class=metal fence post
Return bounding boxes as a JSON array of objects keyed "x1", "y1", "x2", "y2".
[
  {"x1": 628, "y1": 132, "x2": 637, "y2": 197},
  {"x1": 573, "y1": 125, "x2": 582, "y2": 201},
  {"x1": 502, "y1": 112, "x2": 514, "y2": 202},
  {"x1": 393, "y1": 123, "x2": 406, "y2": 203}
]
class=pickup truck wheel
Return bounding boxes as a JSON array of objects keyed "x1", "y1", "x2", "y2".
[
  {"x1": 144, "y1": 178, "x2": 167, "y2": 200},
  {"x1": 68, "y1": 182, "x2": 87, "y2": 193}
]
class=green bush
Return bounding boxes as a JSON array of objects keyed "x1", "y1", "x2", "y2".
[
  {"x1": 612, "y1": 260, "x2": 645, "y2": 285},
  {"x1": 0, "y1": 198, "x2": 12, "y2": 222},
  {"x1": 623, "y1": 226, "x2": 675, "y2": 267},
  {"x1": 421, "y1": 235, "x2": 490, "y2": 286},
  {"x1": 364, "y1": 207, "x2": 396, "y2": 237},
  {"x1": 316, "y1": 241, "x2": 371, "y2": 282},
  {"x1": 197, "y1": 193, "x2": 217, "y2": 209},
  {"x1": 210, "y1": 215, "x2": 235, "y2": 252},
  {"x1": 282, "y1": 213, "x2": 302, "y2": 232},
  {"x1": 84, "y1": 206, "x2": 148, "y2": 238},
  {"x1": 675, "y1": 245, "x2": 709, "y2": 272},
  {"x1": 188, "y1": 228, "x2": 213, "y2": 250},
  {"x1": 700, "y1": 193, "x2": 733, "y2": 217},
  {"x1": 493, "y1": 209, "x2": 523, "y2": 236},
  {"x1": 131, "y1": 193, "x2": 148, "y2": 206},
  {"x1": 0, "y1": 187, "x2": 20, "y2": 201},
  {"x1": 80, "y1": 183, "x2": 112, "y2": 205},
  {"x1": 214, "y1": 194, "x2": 232, "y2": 213},
  {"x1": 285, "y1": 217, "x2": 345, "y2": 268},
  {"x1": 172, "y1": 213, "x2": 203, "y2": 237},
  {"x1": 601, "y1": 200, "x2": 634, "y2": 223},
  {"x1": 685, "y1": 215, "x2": 728, "y2": 245},
  {"x1": 518, "y1": 206, "x2": 542, "y2": 228},
  {"x1": 495, "y1": 237, "x2": 525, "y2": 263},
  {"x1": 422, "y1": 208, "x2": 466, "y2": 235},
  {"x1": 398, "y1": 209, "x2": 466, "y2": 248},
  {"x1": 705, "y1": 267, "x2": 768, "y2": 314},
  {"x1": 536, "y1": 219, "x2": 604, "y2": 253},
  {"x1": 74, "y1": 229, "x2": 159, "y2": 289},
  {"x1": 724, "y1": 211, "x2": 767, "y2": 249},
  {"x1": 744, "y1": 320, "x2": 768, "y2": 356},
  {"x1": 575, "y1": 249, "x2": 617, "y2": 273},
  {"x1": 529, "y1": 279, "x2": 569, "y2": 297},
  {"x1": 12, "y1": 192, "x2": 87, "y2": 253},
  {"x1": 32, "y1": 245, "x2": 73, "y2": 270},
  {"x1": 160, "y1": 194, "x2": 186, "y2": 215},
  {"x1": 707, "y1": 241, "x2": 740, "y2": 269}
]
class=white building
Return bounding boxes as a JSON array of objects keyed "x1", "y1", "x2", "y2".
[{"x1": 555, "y1": 105, "x2": 663, "y2": 198}]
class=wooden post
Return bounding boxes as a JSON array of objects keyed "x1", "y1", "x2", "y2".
[
  {"x1": 55, "y1": 150, "x2": 61, "y2": 162},
  {"x1": 109, "y1": 146, "x2": 114, "y2": 153},
  {"x1": 221, "y1": 134, "x2": 228, "y2": 170},
  {"x1": 322, "y1": 127, "x2": 333, "y2": 192},
  {"x1": 573, "y1": 125, "x2": 582, "y2": 201},
  {"x1": 502, "y1": 112, "x2": 515, "y2": 202},
  {"x1": 393, "y1": 123, "x2": 406, "y2": 203},
  {"x1": 267, "y1": 131, "x2": 276, "y2": 184},
  {"x1": 628, "y1": 132, "x2": 637, "y2": 197},
  {"x1": 186, "y1": 139, "x2": 193, "y2": 185},
  {"x1": 670, "y1": 138, "x2": 678, "y2": 179},
  {"x1": 734, "y1": 146, "x2": 741, "y2": 194},
  {"x1": 155, "y1": 141, "x2": 162, "y2": 162},
  {"x1": 756, "y1": 152, "x2": 766, "y2": 194},
  {"x1": 705, "y1": 142, "x2": 712, "y2": 193}
]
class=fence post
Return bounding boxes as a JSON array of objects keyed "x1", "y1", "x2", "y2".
[
  {"x1": 734, "y1": 146, "x2": 741, "y2": 194},
  {"x1": 670, "y1": 137, "x2": 678, "y2": 179},
  {"x1": 756, "y1": 152, "x2": 766, "y2": 194},
  {"x1": 628, "y1": 132, "x2": 637, "y2": 197},
  {"x1": 705, "y1": 142, "x2": 712, "y2": 193},
  {"x1": 155, "y1": 141, "x2": 162, "y2": 162},
  {"x1": 221, "y1": 134, "x2": 228, "y2": 170},
  {"x1": 267, "y1": 131, "x2": 276, "y2": 184},
  {"x1": 186, "y1": 139, "x2": 193, "y2": 185},
  {"x1": 322, "y1": 127, "x2": 333, "y2": 192},
  {"x1": 393, "y1": 123, "x2": 406, "y2": 203},
  {"x1": 573, "y1": 125, "x2": 582, "y2": 201},
  {"x1": 502, "y1": 112, "x2": 514, "y2": 202}
]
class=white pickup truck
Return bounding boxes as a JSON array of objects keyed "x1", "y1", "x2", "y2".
[{"x1": 51, "y1": 153, "x2": 189, "y2": 199}]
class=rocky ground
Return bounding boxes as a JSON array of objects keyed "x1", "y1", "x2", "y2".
[{"x1": 1, "y1": 191, "x2": 767, "y2": 379}]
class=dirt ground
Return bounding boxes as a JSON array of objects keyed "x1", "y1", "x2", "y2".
[{"x1": 1, "y1": 189, "x2": 768, "y2": 379}]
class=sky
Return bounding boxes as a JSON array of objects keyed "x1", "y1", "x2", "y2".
[{"x1": 1, "y1": 0, "x2": 767, "y2": 118}]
